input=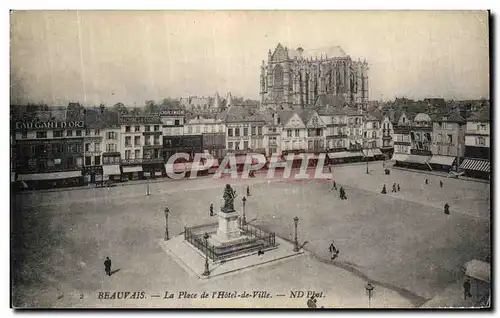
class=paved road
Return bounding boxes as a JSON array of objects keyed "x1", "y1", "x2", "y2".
[{"x1": 12, "y1": 163, "x2": 490, "y2": 308}]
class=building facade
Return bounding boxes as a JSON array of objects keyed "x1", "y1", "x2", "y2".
[
  {"x1": 260, "y1": 44, "x2": 369, "y2": 108},
  {"x1": 428, "y1": 113, "x2": 466, "y2": 171}
]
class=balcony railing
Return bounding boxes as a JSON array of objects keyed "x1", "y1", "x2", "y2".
[
  {"x1": 327, "y1": 134, "x2": 348, "y2": 139},
  {"x1": 121, "y1": 158, "x2": 164, "y2": 165}
]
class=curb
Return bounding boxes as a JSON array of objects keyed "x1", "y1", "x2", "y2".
[{"x1": 390, "y1": 166, "x2": 490, "y2": 184}]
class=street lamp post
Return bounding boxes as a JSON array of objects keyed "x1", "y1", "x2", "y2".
[
  {"x1": 242, "y1": 196, "x2": 247, "y2": 226},
  {"x1": 365, "y1": 283, "x2": 374, "y2": 308},
  {"x1": 164, "y1": 208, "x2": 170, "y2": 241},
  {"x1": 366, "y1": 161, "x2": 369, "y2": 174},
  {"x1": 293, "y1": 216, "x2": 299, "y2": 252},
  {"x1": 146, "y1": 181, "x2": 150, "y2": 196},
  {"x1": 202, "y1": 233, "x2": 210, "y2": 276}
]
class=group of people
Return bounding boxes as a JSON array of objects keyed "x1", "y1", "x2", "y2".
[
  {"x1": 424, "y1": 178, "x2": 450, "y2": 214},
  {"x1": 331, "y1": 181, "x2": 347, "y2": 200},
  {"x1": 381, "y1": 183, "x2": 401, "y2": 194}
]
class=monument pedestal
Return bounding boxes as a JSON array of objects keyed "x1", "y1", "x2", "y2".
[{"x1": 216, "y1": 210, "x2": 241, "y2": 242}]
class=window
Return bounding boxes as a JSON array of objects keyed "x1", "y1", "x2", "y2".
[
  {"x1": 477, "y1": 136, "x2": 485, "y2": 145},
  {"x1": 76, "y1": 130, "x2": 82, "y2": 136},
  {"x1": 175, "y1": 120, "x2": 180, "y2": 126},
  {"x1": 107, "y1": 132, "x2": 116, "y2": 139},
  {"x1": 145, "y1": 125, "x2": 151, "y2": 132},
  {"x1": 228, "y1": 142, "x2": 233, "y2": 149},
  {"x1": 51, "y1": 130, "x2": 62, "y2": 138},
  {"x1": 154, "y1": 125, "x2": 159, "y2": 131},
  {"x1": 126, "y1": 126, "x2": 131, "y2": 132},
  {"x1": 196, "y1": 126, "x2": 200, "y2": 133},
  {"x1": 145, "y1": 136, "x2": 151, "y2": 146},
  {"x1": 134, "y1": 136, "x2": 141, "y2": 146},
  {"x1": 244, "y1": 141, "x2": 249, "y2": 149},
  {"x1": 66, "y1": 130, "x2": 73, "y2": 137},
  {"x1": 19, "y1": 131, "x2": 27, "y2": 139},
  {"x1": 188, "y1": 126, "x2": 193, "y2": 134},
  {"x1": 135, "y1": 126, "x2": 140, "y2": 132},
  {"x1": 402, "y1": 117, "x2": 406, "y2": 124},
  {"x1": 287, "y1": 129, "x2": 292, "y2": 137},
  {"x1": 125, "y1": 150, "x2": 131, "y2": 159},
  {"x1": 204, "y1": 126, "x2": 208, "y2": 133},
  {"x1": 373, "y1": 131, "x2": 377, "y2": 139},
  {"x1": 36, "y1": 131, "x2": 47, "y2": 139},
  {"x1": 154, "y1": 135, "x2": 160, "y2": 145},
  {"x1": 95, "y1": 129, "x2": 100, "y2": 135},
  {"x1": 125, "y1": 136, "x2": 132, "y2": 147},
  {"x1": 363, "y1": 131, "x2": 367, "y2": 138},
  {"x1": 95, "y1": 143, "x2": 101, "y2": 152},
  {"x1": 85, "y1": 129, "x2": 91, "y2": 136},
  {"x1": 258, "y1": 126, "x2": 262, "y2": 135},
  {"x1": 228, "y1": 128, "x2": 233, "y2": 137},
  {"x1": 85, "y1": 143, "x2": 91, "y2": 152},
  {"x1": 294, "y1": 129, "x2": 299, "y2": 137},
  {"x1": 67, "y1": 143, "x2": 76, "y2": 153},
  {"x1": 209, "y1": 126, "x2": 213, "y2": 133},
  {"x1": 243, "y1": 127, "x2": 248, "y2": 136},
  {"x1": 235, "y1": 142, "x2": 240, "y2": 150},
  {"x1": 134, "y1": 149, "x2": 140, "y2": 159},
  {"x1": 235, "y1": 128, "x2": 240, "y2": 137},
  {"x1": 76, "y1": 144, "x2": 83, "y2": 153},
  {"x1": 252, "y1": 126, "x2": 256, "y2": 135},
  {"x1": 85, "y1": 156, "x2": 92, "y2": 166},
  {"x1": 106, "y1": 144, "x2": 116, "y2": 152},
  {"x1": 94, "y1": 156, "x2": 101, "y2": 165}
]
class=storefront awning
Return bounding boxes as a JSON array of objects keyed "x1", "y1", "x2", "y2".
[
  {"x1": 17, "y1": 170, "x2": 82, "y2": 181},
  {"x1": 459, "y1": 158, "x2": 490, "y2": 172},
  {"x1": 428, "y1": 155, "x2": 456, "y2": 166},
  {"x1": 463, "y1": 260, "x2": 490, "y2": 283},
  {"x1": 392, "y1": 154, "x2": 431, "y2": 164},
  {"x1": 165, "y1": 163, "x2": 186, "y2": 173},
  {"x1": 122, "y1": 166, "x2": 143, "y2": 173},
  {"x1": 347, "y1": 151, "x2": 364, "y2": 158},
  {"x1": 362, "y1": 149, "x2": 374, "y2": 157},
  {"x1": 328, "y1": 152, "x2": 350, "y2": 159},
  {"x1": 372, "y1": 148, "x2": 383, "y2": 156},
  {"x1": 103, "y1": 165, "x2": 121, "y2": 175}
]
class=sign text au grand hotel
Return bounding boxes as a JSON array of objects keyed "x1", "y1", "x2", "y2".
[{"x1": 14, "y1": 120, "x2": 85, "y2": 130}]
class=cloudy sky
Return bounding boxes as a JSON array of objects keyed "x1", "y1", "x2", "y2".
[{"x1": 10, "y1": 10, "x2": 489, "y2": 106}]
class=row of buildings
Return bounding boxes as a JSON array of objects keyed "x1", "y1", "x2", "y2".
[{"x1": 10, "y1": 96, "x2": 490, "y2": 189}]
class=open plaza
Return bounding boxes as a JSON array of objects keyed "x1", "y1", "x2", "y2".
[{"x1": 11, "y1": 162, "x2": 490, "y2": 308}]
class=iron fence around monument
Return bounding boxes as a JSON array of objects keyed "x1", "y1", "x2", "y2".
[
  {"x1": 239, "y1": 223, "x2": 276, "y2": 246},
  {"x1": 184, "y1": 226, "x2": 219, "y2": 261}
]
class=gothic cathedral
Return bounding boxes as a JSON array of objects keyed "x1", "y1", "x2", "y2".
[{"x1": 260, "y1": 43, "x2": 369, "y2": 109}]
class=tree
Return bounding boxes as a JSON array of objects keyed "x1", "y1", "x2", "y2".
[
  {"x1": 159, "y1": 98, "x2": 180, "y2": 110},
  {"x1": 113, "y1": 102, "x2": 128, "y2": 114},
  {"x1": 145, "y1": 100, "x2": 159, "y2": 114}
]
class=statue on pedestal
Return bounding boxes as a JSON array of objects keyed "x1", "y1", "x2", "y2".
[{"x1": 222, "y1": 184, "x2": 238, "y2": 213}]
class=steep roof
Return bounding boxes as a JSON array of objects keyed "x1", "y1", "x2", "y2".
[
  {"x1": 469, "y1": 107, "x2": 490, "y2": 122},
  {"x1": 288, "y1": 45, "x2": 347, "y2": 59},
  {"x1": 314, "y1": 94, "x2": 346, "y2": 108}
]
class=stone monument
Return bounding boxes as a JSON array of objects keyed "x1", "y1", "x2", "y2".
[{"x1": 216, "y1": 184, "x2": 241, "y2": 241}]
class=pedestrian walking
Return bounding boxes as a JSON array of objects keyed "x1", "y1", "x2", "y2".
[
  {"x1": 247, "y1": 186, "x2": 250, "y2": 197},
  {"x1": 209, "y1": 203, "x2": 214, "y2": 217},
  {"x1": 397, "y1": 184, "x2": 400, "y2": 192},
  {"x1": 332, "y1": 180, "x2": 337, "y2": 191},
  {"x1": 104, "y1": 257, "x2": 112, "y2": 276},
  {"x1": 444, "y1": 203, "x2": 450, "y2": 215},
  {"x1": 381, "y1": 184, "x2": 387, "y2": 194},
  {"x1": 392, "y1": 183, "x2": 397, "y2": 193},
  {"x1": 463, "y1": 278, "x2": 472, "y2": 300},
  {"x1": 339, "y1": 187, "x2": 346, "y2": 200},
  {"x1": 329, "y1": 241, "x2": 339, "y2": 260},
  {"x1": 425, "y1": 178, "x2": 429, "y2": 185},
  {"x1": 440, "y1": 180, "x2": 443, "y2": 188}
]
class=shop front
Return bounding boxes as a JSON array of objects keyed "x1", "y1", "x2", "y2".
[
  {"x1": 83, "y1": 165, "x2": 103, "y2": 184},
  {"x1": 122, "y1": 165, "x2": 143, "y2": 181},
  {"x1": 16, "y1": 170, "x2": 84, "y2": 190}
]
